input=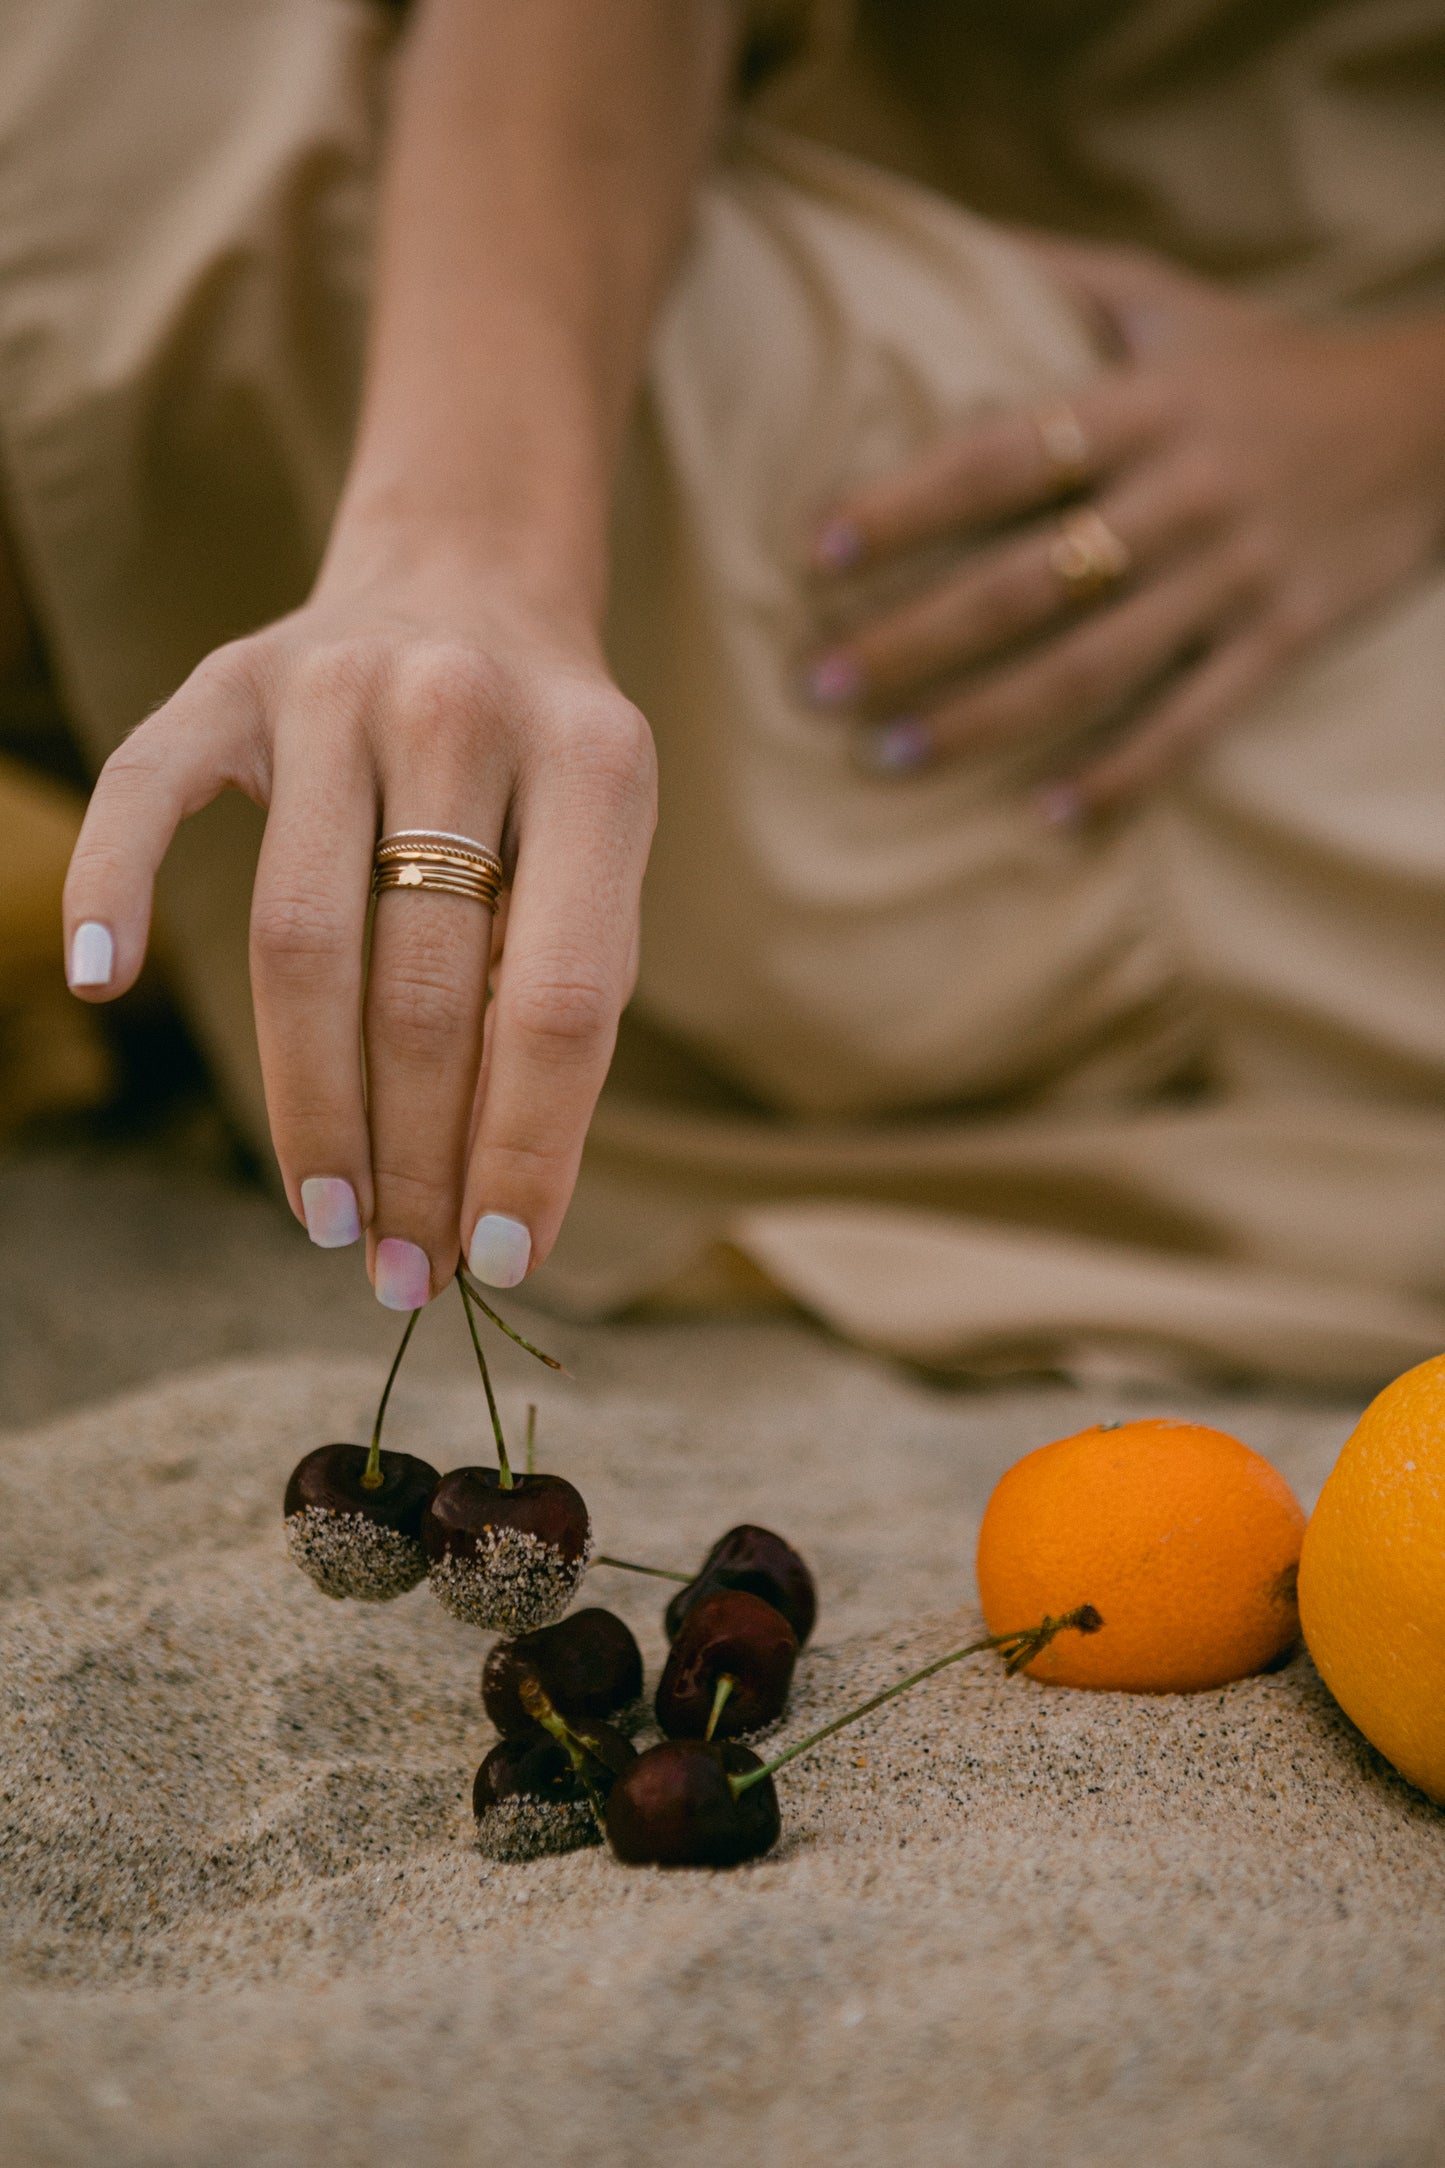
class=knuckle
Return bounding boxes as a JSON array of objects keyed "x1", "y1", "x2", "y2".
[
  {"x1": 369, "y1": 969, "x2": 476, "y2": 1061},
  {"x1": 505, "y1": 962, "x2": 616, "y2": 1053},
  {"x1": 394, "y1": 643, "x2": 501, "y2": 740},
  {"x1": 251, "y1": 889, "x2": 351, "y2": 977},
  {"x1": 186, "y1": 638, "x2": 264, "y2": 705},
  {"x1": 295, "y1": 641, "x2": 384, "y2": 715}
]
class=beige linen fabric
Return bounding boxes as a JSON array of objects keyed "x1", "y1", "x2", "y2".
[{"x1": 1, "y1": 0, "x2": 1443, "y2": 1386}]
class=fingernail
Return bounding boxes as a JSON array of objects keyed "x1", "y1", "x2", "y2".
[
  {"x1": 300, "y1": 1177, "x2": 360, "y2": 1250},
  {"x1": 1036, "y1": 782, "x2": 1084, "y2": 831},
  {"x1": 68, "y1": 921, "x2": 113, "y2": 989},
  {"x1": 467, "y1": 1212, "x2": 531, "y2": 1289},
  {"x1": 861, "y1": 718, "x2": 933, "y2": 774},
  {"x1": 805, "y1": 653, "x2": 862, "y2": 707},
  {"x1": 812, "y1": 519, "x2": 863, "y2": 572},
  {"x1": 375, "y1": 1237, "x2": 432, "y2": 1310}
]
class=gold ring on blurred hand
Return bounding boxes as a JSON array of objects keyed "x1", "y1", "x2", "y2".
[
  {"x1": 1049, "y1": 507, "x2": 1132, "y2": 602},
  {"x1": 372, "y1": 830, "x2": 505, "y2": 910},
  {"x1": 1032, "y1": 401, "x2": 1092, "y2": 496}
]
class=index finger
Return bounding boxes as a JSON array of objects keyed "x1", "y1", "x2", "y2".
[
  {"x1": 809, "y1": 369, "x2": 1170, "y2": 574},
  {"x1": 459, "y1": 713, "x2": 655, "y2": 1286}
]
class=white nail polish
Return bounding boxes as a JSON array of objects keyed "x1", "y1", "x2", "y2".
[
  {"x1": 467, "y1": 1213, "x2": 531, "y2": 1288},
  {"x1": 300, "y1": 1177, "x2": 361, "y2": 1249},
  {"x1": 68, "y1": 921, "x2": 114, "y2": 989}
]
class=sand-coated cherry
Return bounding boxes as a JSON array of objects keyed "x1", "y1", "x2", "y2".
[
  {"x1": 473, "y1": 1717, "x2": 636, "y2": 1861},
  {"x1": 655, "y1": 1588, "x2": 798, "y2": 1740},
  {"x1": 283, "y1": 1310, "x2": 439, "y2": 1601},
  {"x1": 424, "y1": 1466, "x2": 592, "y2": 1634},
  {"x1": 427, "y1": 1275, "x2": 594, "y2": 1632}
]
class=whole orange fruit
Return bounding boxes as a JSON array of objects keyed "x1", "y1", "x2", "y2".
[
  {"x1": 1298, "y1": 1354, "x2": 1445, "y2": 1804},
  {"x1": 976, "y1": 1419, "x2": 1307, "y2": 1691}
]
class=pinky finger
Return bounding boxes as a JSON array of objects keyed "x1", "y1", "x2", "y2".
[
  {"x1": 1057, "y1": 623, "x2": 1285, "y2": 818},
  {"x1": 62, "y1": 654, "x2": 263, "y2": 1001}
]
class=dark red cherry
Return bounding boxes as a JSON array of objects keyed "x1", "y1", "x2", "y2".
[
  {"x1": 605, "y1": 1739, "x2": 781, "y2": 1867},
  {"x1": 423, "y1": 1466, "x2": 592, "y2": 1633},
  {"x1": 665, "y1": 1525, "x2": 817, "y2": 1647},
  {"x1": 283, "y1": 1443, "x2": 440, "y2": 1601},
  {"x1": 483, "y1": 1608, "x2": 643, "y2": 1741},
  {"x1": 655, "y1": 1589, "x2": 798, "y2": 1739}
]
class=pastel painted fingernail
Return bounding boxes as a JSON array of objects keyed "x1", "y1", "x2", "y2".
[
  {"x1": 467, "y1": 1212, "x2": 532, "y2": 1289},
  {"x1": 812, "y1": 519, "x2": 864, "y2": 572},
  {"x1": 68, "y1": 921, "x2": 113, "y2": 989},
  {"x1": 862, "y1": 718, "x2": 933, "y2": 774},
  {"x1": 1036, "y1": 782, "x2": 1084, "y2": 831},
  {"x1": 300, "y1": 1177, "x2": 360, "y2": 1250},
  {"x1": 806, "y1": 653, "x2": 862, "y2": 707},
  {"x1": 375, "y1": 1237, "x2": 432, "y2": 1311}
]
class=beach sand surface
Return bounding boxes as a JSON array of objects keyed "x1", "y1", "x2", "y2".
[{"x1": 2, "y1": 1146, "x2": 1443, "y2": 2166}]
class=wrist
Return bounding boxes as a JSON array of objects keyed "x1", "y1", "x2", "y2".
[{"x1": 316, "y1": 493, "x2": 609, "y2": 649}]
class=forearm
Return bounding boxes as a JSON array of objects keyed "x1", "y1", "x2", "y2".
[{"x1": 330, "y1": 0, "x2": 738, "y2": 623}]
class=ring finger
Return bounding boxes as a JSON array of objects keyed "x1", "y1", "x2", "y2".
[{"x1": 364, "y1": 809, "x2": 506, "y2": 1309}]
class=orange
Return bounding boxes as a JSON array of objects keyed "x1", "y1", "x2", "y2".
[
  {"x1": 976, "y1": 1418, "x2": 1307, "y2": 1691},
  {"x1": 1298, "y1": 1353, "x2": 1445, "y2": 1804}
]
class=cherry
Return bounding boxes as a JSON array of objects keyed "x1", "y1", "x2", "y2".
[
  {"x1": 425, "y1": 1277, "x2": 593, "y2": 1632},
  {"x1": 664, "y1": 1525, "x2": 817, "y2": 1648},
  {"x1": 609, "y1": 1606, "x2": 1104, "y2": 1870},
  {"x1": 425, "y1": 1467, "x2": 592, "y2": 1633},
  {"x1": 283, "y1": 1310, "x2": 439, "y2": 1601},
  {"x1": 655, "y1": 1589, "x2": 798, "y2": 1740},
  {"x1": 605, "y1": 1739, "x2": 781, "y2": 1867},
  {"x1": 473, "y1": 1718, "x2": 635, "y2": 1861},
  {"x1": 483, "y1": 1607, "x2": 644, "y2": 1741}
]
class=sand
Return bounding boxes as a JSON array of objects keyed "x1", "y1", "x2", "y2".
[{"x1": 3, "y1": 1144, "x2": 1445, "y2": 2165}]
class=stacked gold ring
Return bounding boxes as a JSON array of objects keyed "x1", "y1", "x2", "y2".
[{"x1": 372, "y1": 829, "x2": 505, "y2": 911}]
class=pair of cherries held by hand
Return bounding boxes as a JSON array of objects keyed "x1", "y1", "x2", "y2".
[{"x1": 283, "y1": 1289, "x2": 591, "y2": 1635}]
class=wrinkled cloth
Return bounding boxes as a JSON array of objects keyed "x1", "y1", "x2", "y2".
[{"x1": 1, "y1": 0, "x2": 1443, "y2": 1387}]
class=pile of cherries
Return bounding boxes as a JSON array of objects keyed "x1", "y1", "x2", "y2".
[{"x1": 283, "y1": 1279, "x2": 1100, "y2": 1868}]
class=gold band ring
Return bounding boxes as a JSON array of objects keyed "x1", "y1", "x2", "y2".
[
  {"x1": 1049, "y1": 507, "x2": 1132, "y2": 603},
  {"x1": 1032, "y1": 401, "x2": 1092, "y2": 496},
  {"x1": 372, "y1": 829, "x2": 505, "y2": 911}
]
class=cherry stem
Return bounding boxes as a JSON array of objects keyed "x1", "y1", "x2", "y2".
[
  {"x1": 729, "y1": 1606, "x2": 1103, "y2": 1797},
  {"x1": 594, "y1": 1553, "x2": 691, "y2": 1585},
  {"x1": 705, "y1": 1674, "x2": 735, "y2": 1743},
  {"x1": 525, "y1": 1404, "x2": 537, "y2": 1477},
  {"x1": 456, "y1": 1269, "x2": 571, "y2": 1374},
  {"x1": 362, "y1": 1308, "x2": 422, "y2": 1489},
  {"x1": 456, "y1": 1272, "x2": 512, "y2": 1489},
  {"x1": 520, "y1": 1677, "x2": 608, "y2": 1820}
]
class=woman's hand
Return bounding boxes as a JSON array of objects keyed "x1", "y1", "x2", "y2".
[
  {"x1": 59, "y1": 0, "x2": 729, "y2": 1304},
  {"x1": 62, "y1": 537, "x2": 656, "y2": 1304},
  {"x1": 805, "y1": 245, "x2": 1445, "y2": 819}
]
